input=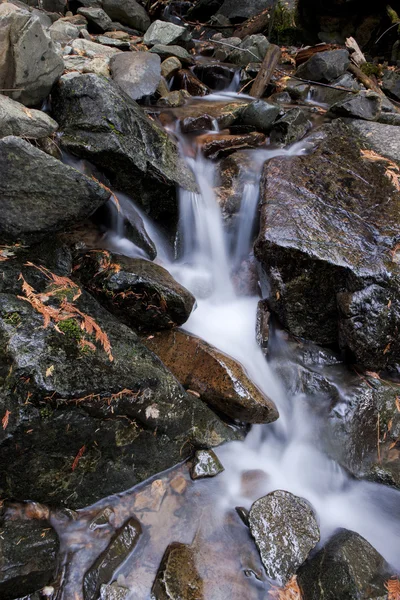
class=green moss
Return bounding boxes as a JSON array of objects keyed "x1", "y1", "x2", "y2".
[
  {"x1": 4, "y1": 312, "x2": 21, "y2": 326},
  {"x1": 40, "y1": 405, "x2": 53, "y2": 420},
  {"x1": 58, "y1": 318, "x2": 82, "y2": 341},
  {"x1": 270, "y1": 0, "x2": 300, "y2": 45},
  {"x1": 361, "y1": 62, "x2": 382, "y2": 78}
]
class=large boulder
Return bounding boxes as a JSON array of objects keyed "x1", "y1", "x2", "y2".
[
  {"x1": 110, "y1": 52, "x2": 161, "y2": 100},
  {"x1": 143, "y1": 20, "x2": 191, "y2": 46},
  {"x1": 0, "y1": 246, "x2": 239, "y2": 508},
  {"x1": 0, "y1": 136, "x2": 111, "y2": 243},
  {"x1": 297, "y1": 529, "x2": 391, "y2": 600},
  {"x1": 73, "y1": 250, "x2": 196, "y2": 331},
  {"x1": 143, "y1": 328, "x2": 278, "y2": 423},
  {"x1": 345, "y1": 119, "x2": 400, "y2": 165},
  {"x1": 0, "y1": 3, "x2": 63, "y2": 106},
  {"x1": 101, "y1": 0, "x2": 150, "y2": 31},
  {"x1": 295, "y1": 49, "x2": 350, "y2": 83},
  {"x1": 248, "y1": 490, "x2": 320, "y2": 585},
  {"x1": 51, "y1": 73, "x2": 195, "y2": 227},
  {"x1": 254, "y1": 120, "x2": 400, "y2": 371},
  {"x1": 0, "y1": 94, "x2": 58, "y2": 138}
]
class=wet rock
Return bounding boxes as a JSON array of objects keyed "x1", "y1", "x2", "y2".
[
  {"x1": 329, "y1": 91, "x2": 382, "y2": 121},
  {"x1": 100, "y1": 584, "x2": 129, "y2": 600},
  {"x1": 283, "y1": 78, "x2": 310, "y2": 101},
  {"x1": 52, "y1": 73, "x2": 195, "y2": 227},
  {"x1": 215, "y1": 150, "x2": 259, "y2": 225},
  {"x1": 143, "y1": 328, "x2": 278, "y2": 423},
  {"x1": 238, "y1": 100, "x2": 280, "y2": 132},
  {"x1": 269, "y1": 108, "x2": 311, "y2": 145},
  {"x1": 143, "y1": 20, "x2": 191, "y2": 46},
  {"x1": 0, "y1": 136, "x2": 110, "y2": 243},
  {"x1": 0, "y1": 3, "x2": 63, "y2": 107},
  {"x1": 84, "y1": 518, "x2": 141, "y2": 600},
  {"x1": 0, "y1": 95, "x2": 58, "y2": 139},
  {"x1": 297, "y1": 529, "x2": 390, "y2": 600},
  {"x1": 296, "y1": 49, "x2": 350, "y2": 83},
  {"x1": 345, "y1": 119, "x2": 400, "y2": 164},
  {"x1": 254, "y1": 120, "x2": 400, "y2": 370},
  {"x1": 158, "y1": 90, "x2": 191, "y2": 107},
  {"x1": 70, "y1": 38, "x2": 121, "y2": 57},
  {"x1": 77, "y1": 7, "x2": 112, "y2": 32},
  {"x1": 161, "y1": 56, "x2": 182, "y2": 79},
  {"x1": 255, "y1": 299, "x2": 270, "y2": 355},
  {"x1": 48, "y1": 20, "x2": 80, "y2": 45},
  {"x1": 63, "y1": 54, "x2": 111, "y2": 77},
  {"x1": 190, "y1": 449, "x2": 224, "y2": 479},
  {"x1": 211, "y1": 34, "x2": 241, "y2": 62},
  {"x1": 228, "y1": 34, "x2": 269, "y2": 66},
  {"x1": 149, "y1": 44, "x2": 194, "y2": 64},
  {"x1": 74, "y1": 251, "x2": 195, "y2": 331},
  {"x1": 249, "y1": 490, "x2": 320, "y2": 585},
  {"x1": 192, "y1": 62, "x2": 238, "y2": 91},
  {"x1": 173, "y1": 69, "x2": 209, "y2": 96},
  {"x1": 382, "y1": 70, "x2": 400, "y2": 102},
  {"x1": 197, "y1": 131, "x2": 265, "y2": 159},
  {"x1": 309, "y1": 72, "x2": 362, "y2": 106},
  {"x1": 110, "y1": 52, "x2": 161, "y2": 100},
  {"x1": 151, "y1": 542, "x2": 204, "y2": 600},
  {"x1": 102, "y1": 0, "x2": 150, "y2": 31},
  {"x1": 167, "y1": 99, "x2": 248, "y2": 133},
  {"x1": 0, "y1": 516, "x2": 59, "y2": 600}
]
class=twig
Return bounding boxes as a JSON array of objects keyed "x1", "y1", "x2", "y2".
[{"x1": 375, "y1": 22, "x2": 400, "y2": 44}]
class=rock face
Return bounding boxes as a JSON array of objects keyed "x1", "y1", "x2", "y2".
[
  {"x1": 143, "y1": 328, "x2": 278, "y2": 423},
  {"x1": 0, "y1": 3, "x2": 63, "y2": 107},
  {"x1": 297, "y1": 529, "x2": 390, "y2": 600},
  {"x1": 0, "y1": 136, "x2": 110, "y2": 242},
  {"x1": 102, "y1": 0, "x2": 150, "y2": 31},
  {"x1": 0, "y1": 246, "x2": 238, "y2": 508},
  {"x1": 329, "y1": 91, "x2": 382, "y2": 121},
  {"x1": 296, "y1": 49, "x2": 350, "y2": 83},
  {"x1": 0, "y1": 95, "x2": 58, "y2": 139},
  {"x1": 346, "y1": 119, "x2": 400, "y2": 164},
  {"x1": 84, "y1": 518, "x2": 141, "y2": 600},
  {"x1": 151, "y1": 542, "x2": 204, "y2": 600},
  {"x1": 254, "y1": 121, "x2": 400, "y2": 371},
  {"x1": 73, "y1": 251, "x2": 196, "y2": 331},
  {"x1": 249, "y1": 491, "x2": 320, "y2": 585},
  {"x1": 0, "y1": 515, "x2": 59, "y2": 600},
  {"x1": 51, "y1": 73, "x2": 195, "y2": 226},
  {"x1": 110, "y1": 52, "x2": 161, "y2": 100}
]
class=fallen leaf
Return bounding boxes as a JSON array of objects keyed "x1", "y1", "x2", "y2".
[
  {"x1": 1, "y1": 410, "x2": 11, "y2": 430},
  {"x1": 45, "y1": 365, "x2": 54, "y2": 377},
  {"x1": 71, "y1": 445, "x2": 86, "y2": 471}
]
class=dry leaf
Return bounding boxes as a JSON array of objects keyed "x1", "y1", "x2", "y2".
[
  {"x1": 2, "y1": 410, "x2": 11, "y2": 430},
  {"x1": 45, "y1": 365, "x2": 54, "y2": 377},
  {"x1": 360, "y1": 149, "x2": 400, "y2": 191},
  {"x1": 396, "y1": 397, "x2": 400, "y2": 412},
  {"x1": 269, "y1": 576, "x2": 302, "y2": 600},
  {"x1": 365, "y1": 371, "x2": 381, "y2": 379},
  {"x1": 386, "y1": 578, "x2": 400, "y2": 600},
  {"x1": 71, "y1": 445, "x2": 86, "y2": 471}
]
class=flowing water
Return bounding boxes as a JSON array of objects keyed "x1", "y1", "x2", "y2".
[{"x1": 53, "y1": 92, "x2": 400, "y2": 598}]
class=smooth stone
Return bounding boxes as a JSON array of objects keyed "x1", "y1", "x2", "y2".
[
  {"x1": 110, "y1": 52, "x2": 161, "y2": 100},
  {"x1": 197, "y1": 131, "x2": 266, "y2": 159},
  {"x1": 238, "y1": 99, "x2": 280, "y2": 132},
  {"x1": 296, "y1": 49, "x2": 350, "y2": 83},
  {"x1": 151, "y1": 542, "x2": 204, "y2": 600},
  {"x1": 143, "y1": 19, "x2": 191, "y2": 47},
  {"x1": 190, "y1": 449, "x2": 224, "y2": 479},
  {"x1": 0, "y1": 94, "x2": 58, "y2": 138},
  {"x1": 102, "y1": 0, "x2": 150, "y2": 32},
  {"x1": 249, "y1": 490, "x2": 320, "y2": 585},
  {"x1": 160, "y1": 56, "x2": 182, "y2": 79}
]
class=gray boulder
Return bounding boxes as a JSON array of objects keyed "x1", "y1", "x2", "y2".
[
  {"x1": 0, "y1": 94, "x2": 58, "y2": 138},
  {"x1": 149, "y1": 43, "x2": 193, "y2": 64},
  {"x1": 296, "y1": 49, "x2": 350, "y2": 83},
  {"x1": 102, "y1": 0, "x2": 150, "y2": 31},
  {"x1": 238, "y1": 99, "x2": 280, "y2": 132},
  {"x1": 70, "y1": 37, "x2": 121, "y2": 57},
  {"x1": 329, "y1": 91, "x2": 382, "y2": 121},
  {"x1": 297, "y1": 529, "x2": 390, "y2": 600},
  {"x1": 77, "y1": 7, "x2": 112, "y2": 32},
  {"x1": 143, "y1": 19, "x2": 191, "y2": 46},
  {"x1": 0, "y1": 3, "x2": 64, "y2": 106},
  {"x1": 0, "y1": 136, "x2": 111, "y2": 242},
  {"x1": 382, "y1": 69, "x2": 400, "y2": 102},
  {"x1": 51, "y1": 73, "x2": 195, "y2": 225},
  {"x1": 249, "y1": 490, "x2": 320, "y2": 585},
  {"x1": 270, "y1": 107, "x2": 311, "y2": 145},
  {"x1": 110, "y1": 52, "x2": 161, "y2": 100},
  {"x1": 48, "y1": 19, "x2": 80, "y2": 45}
]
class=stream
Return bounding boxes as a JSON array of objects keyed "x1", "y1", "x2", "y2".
[{"x1": 54, "y1": 90, "x2": 400, "y2": 599}]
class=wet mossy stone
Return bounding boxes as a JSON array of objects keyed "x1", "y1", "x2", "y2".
[
  {"x1": 0, "y1": 516, "x2": 58, "y2": 600},
  {"x1": 190, "y1": 449, "x2": 224, "y2": 479},
  {"x1": 255, "y1": 120, "x2": 400, "y2": 371},
  {"x1": 0, "y1": 136, "x2": 110, "y2": 244},
  {"x1": 73, "y1": 251, "x2": 196, "y2": 331},
  {"x1": 51, "y1": 73, "x2": 196, "y2": 228},
  {"x1": 297, "y1": 529, "x2": 391, "y2": 600},
  {"x1": 151, "y1": 542, "x2": 204, "y2": 600}
]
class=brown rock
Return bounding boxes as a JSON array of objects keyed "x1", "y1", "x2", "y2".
[
  {"x1": 151, "y1": 542, "x2": 204, "y2": 600},
  {"x1": 173, "y1": 69, "x2": 209, "y2": 96},
  {"x1": 197, "y1": 131, "x2": 266, "y2": 159},
  {"x1": 143, "y1": 329, "x2": 278, "y2": 423}
]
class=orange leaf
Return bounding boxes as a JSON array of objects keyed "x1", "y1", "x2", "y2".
[
  {"x1": 71, "y1": 445, "x2": 86, "y2": 471},
  {"x1": 386, "y1": 578, "x2": 400, "y2": 600},
  {"x1": 2, "y1": 410, "x2": 11, "y2": 430}
]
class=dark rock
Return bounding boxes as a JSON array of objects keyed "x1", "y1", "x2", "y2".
[
  {"x1": 345, "y1": 119, "x2": 400, "y2": 164},
  {"x1": 190, "y1": 449, "x2": 224, "y2": 479},
  {"x1": 255, "y1": 299, "x2": 270, "y2": 355},
  {"x1": 0, "y1": 95, "x2": 58, "y2": 139},
  {"x1": 0, "y1": 516, "x2": 58, "y2": 600},
  {"x1": 143, "y1": 328, "x2": 278, "y2": 423},
  {"x1": 163, "y1": 99, "x2": 248, "y2": 133},
  {"x1": 158, "y1": 90, "x2": 191, "y2": 107},
  {"x1": 228, "y1": 34, "x2": 269, "y2": 66},
  {"x1": 173, "y1": 69, "x2": 209, "y2": 96},
  {"x1": 269, "y1": 108, "x2": 311, "y2": 145},
  {"x1": 110, "y1": 52, "x2": 161, "y2": 100},
  {"x1": 297, "y1": 529, "x2": 391, "y2": 600},
  {"x1": 254, "y1": 120, "x2": 400, "y2": 371},
  {"x1": 308, "y1": 72, "x2": 362, "y2": 106},
  {"x1": 296, "y1": 49, "x2": 350, "y2": 83},
  {"x1": 217, "y1": 0, "x2": 272, "y2": 20},
  {"x1": 151, "y1": 542, "x2": 204, "y2": 600},
  {"x1": 249, "y1": 490, "x2": 320, "y2": 585},
  {"x1": 329, "y1": 91, "x2": 381, "y2": 121},
  {"x1": 143, "y1": 19, "x2": 191, "y2": 46},
  {"x1": 149, "y1": 44, "x2": 194, "y2": 64},
  {"x1": 102, "y1": 0, "x2": 150, "y2": 31},
  {"x1": 96, "y1": 35, "x2": 131, "y2": 50},
  {"x1": 51, "y1": 73, "x2": 195, "y2": 227},
  {"x1": 197, "y1": 131, "x2": 265, "y2": 159},
  {"x1": 0, "y1": 3, "x2": 63, "y2": 107},
  {"x1": 238, "y1": 100, "x2": 280, "y2": 132},
  {"x1": 73, "y1": 251, "x2": 195, "y2": 331},
  {"x1": 0, "y1": 136, "x2": 110, "y2": 243},
  {"x1": 382, "y1": 70, "x2": 400, "y2": 102},
  {"x1": 192, "y1": 62, "x2": 238, "y2": 91},
  {"x1": 84, "y1": 518, "x2": 141, "y2": 600},
  {"x1": 77, "y1": 7, "x2": 112, "y2": 32}
]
